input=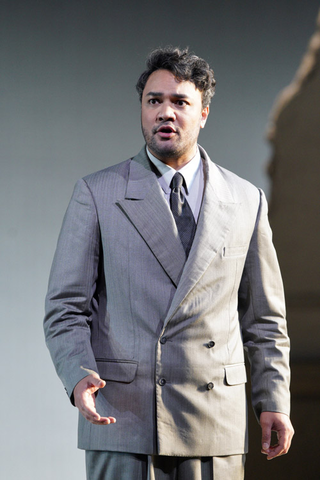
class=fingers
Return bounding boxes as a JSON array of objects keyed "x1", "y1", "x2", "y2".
[
  {"x1": 260, "y1": 412, "x2": 294, "y2": 460},
  {"x1": 80, "y1": 403, "x2": 116, "y2": 426},
  {"x1": 74, "y1": 372, "x2": 116, "y2": 426},
  {"x1": 77, "y1": 387, "x2": 115, "y2": 425}
]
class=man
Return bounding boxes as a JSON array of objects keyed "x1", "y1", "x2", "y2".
[{"x1": 44, "y1": 47, "x2": 294, "y2": 479}]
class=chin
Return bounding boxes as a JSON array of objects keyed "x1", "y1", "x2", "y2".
[
  {"x1": 156, "y1": 150, "x2": 178, "y2": 161},
  {"x1": 151, "y1": 142, "x2": 178, "y2": 158}
]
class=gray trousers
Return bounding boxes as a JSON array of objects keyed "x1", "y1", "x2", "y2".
[{"x1": 85, "y1": 451, "x2": 245, "y2": 480}]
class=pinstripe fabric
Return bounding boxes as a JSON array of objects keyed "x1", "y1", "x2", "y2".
[
  {"x1": 85, "y1": 451, "x2": 245, "y2": 480},
  {"x1": 44, "y1": 145, "x2": 290, "y2": 458}
]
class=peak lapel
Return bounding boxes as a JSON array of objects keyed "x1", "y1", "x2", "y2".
[
  {"x1": 164, "y1": 149, "x2": 240, "y2": 325},
  {"x1": 116, "y1": 148, "x2": 186, "y2": 287}
]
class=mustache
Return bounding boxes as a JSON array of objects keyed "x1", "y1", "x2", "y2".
[{"x1": 152, "y1": 122, "x2": 178, "y2": 135}]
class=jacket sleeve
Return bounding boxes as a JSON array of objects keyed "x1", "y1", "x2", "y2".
[
  {"x1": 44, "y1": 178, "x2": 101, "y2": 402},
  {"x1": 238, "y1": 189, "x2": 291, "y2": 420}
]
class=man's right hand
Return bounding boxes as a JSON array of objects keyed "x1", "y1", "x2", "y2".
[{"x1": 73, "y1": 372, "x2": 116, "y2": 425}]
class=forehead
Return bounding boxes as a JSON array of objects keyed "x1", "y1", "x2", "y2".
[{"x1": 143, "y1": 69, "x2": 201, "y2": 100}]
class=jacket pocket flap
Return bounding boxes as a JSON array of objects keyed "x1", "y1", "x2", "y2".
[
  {"x1": 96, "y1": 359, "x2": 138, "y2": 383},
  {"x1": 225, "y1": 363, "x2": 247, "y2": 385}
]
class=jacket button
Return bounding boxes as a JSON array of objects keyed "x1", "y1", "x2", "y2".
[
  {"x1": 207, "y1": 382, "x2": 214, "y2": 390},
  {"x1": 160, "y1": 337, "x2": 167, "y2": 344},
  {"x1": 207, "y1": 341, "x2": 215, "y2": 348},
  {"x1": 159, "y1": 378, "x2": 166, "y2": 386}
]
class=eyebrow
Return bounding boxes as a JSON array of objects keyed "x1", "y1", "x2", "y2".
[{"x1": 146, "y1": 92, "x2": 190, "y2": 99}]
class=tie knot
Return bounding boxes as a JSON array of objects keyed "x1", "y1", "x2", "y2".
[{"x1": 170, "y1": 172, "x2": 184, "y2": 191}]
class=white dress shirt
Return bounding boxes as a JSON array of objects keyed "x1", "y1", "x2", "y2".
[{"x1": 146, "y1": 147, "x2": 204, "y2": 222}]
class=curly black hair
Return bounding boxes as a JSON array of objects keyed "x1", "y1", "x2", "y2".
[{"x1": 136, "y1": 46, "x2": 216, "y2": 108}]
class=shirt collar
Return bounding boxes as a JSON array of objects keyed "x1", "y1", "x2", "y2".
[{"x1": 146, "y1": 146, "x2": 202, "y2": 195}]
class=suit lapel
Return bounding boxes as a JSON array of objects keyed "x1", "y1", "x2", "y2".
[
  {"x1": 117, "y1": 146, "x2": 240, "y2": 318},
  {"x1": 116, "y1": 148, "x2": 186, "y2": 287},
  {"x1": 163, "y1": 147, "x2": 240, "y2": 325}
]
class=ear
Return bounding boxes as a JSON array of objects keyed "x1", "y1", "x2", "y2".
[{"x1": 200, "y1": 106, "x2": 209, "y2": 128}]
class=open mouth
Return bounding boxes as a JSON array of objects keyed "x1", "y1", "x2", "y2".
[{"x1": 156, "y1": 125, "x2": 177, "y2": 138}]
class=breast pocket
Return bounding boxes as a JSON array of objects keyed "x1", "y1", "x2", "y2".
[{"x1": 223, "y1": 245, "x2": 248, "y2": 258}]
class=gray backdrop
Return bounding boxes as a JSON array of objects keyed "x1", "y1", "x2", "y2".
[{"x1": 1, "y1": 1, "x2": 318, "y2": 479}]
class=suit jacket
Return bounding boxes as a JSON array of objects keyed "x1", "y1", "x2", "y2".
[{"x1": 44, "y1": 145, "x2": 290, "y2": 456}]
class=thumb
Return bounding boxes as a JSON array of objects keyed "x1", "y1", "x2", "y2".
[
  {"x1": 80, "y1": 366, "x2": 106, "y2": 390},
  {"x1": 90, "y1": 375, "x2": 106, "y2": 390},
  {"x1": 260, "y1": 415, "x2": 272, "y2": 452}
]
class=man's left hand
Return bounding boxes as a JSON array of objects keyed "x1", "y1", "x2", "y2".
[{"x1": 260, "y1": 411, "x2": 294, "y2": 460}]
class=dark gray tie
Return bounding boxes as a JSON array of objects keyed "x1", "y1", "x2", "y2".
[{"x1": 170, "y1": 172, "x2": 196, "y2": 257}]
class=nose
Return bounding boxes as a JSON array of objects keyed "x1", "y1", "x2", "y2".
[{"x1": 157, "y1": 104, "x2": 176, "y2": 122}]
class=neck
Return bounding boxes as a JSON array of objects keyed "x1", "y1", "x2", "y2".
[{"x1": 148, "y1": 146, "x2": 198, "y2": 171}]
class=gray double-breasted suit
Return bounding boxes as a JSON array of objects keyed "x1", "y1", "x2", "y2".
[{"x1": 44, "y1": 145, "x2": 290, "y2": 457}]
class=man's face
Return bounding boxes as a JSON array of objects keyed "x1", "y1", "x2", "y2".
[{"x1": 141, "y1": 69, "x2": 209, "y2": 168}]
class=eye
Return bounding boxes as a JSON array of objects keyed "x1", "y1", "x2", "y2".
[
  {"x1": 148, "y1": 98, "x2": 160, "y2": 105},
  {"x1": 176, "y1": 99, "x2": 188, "y2": 106}
]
